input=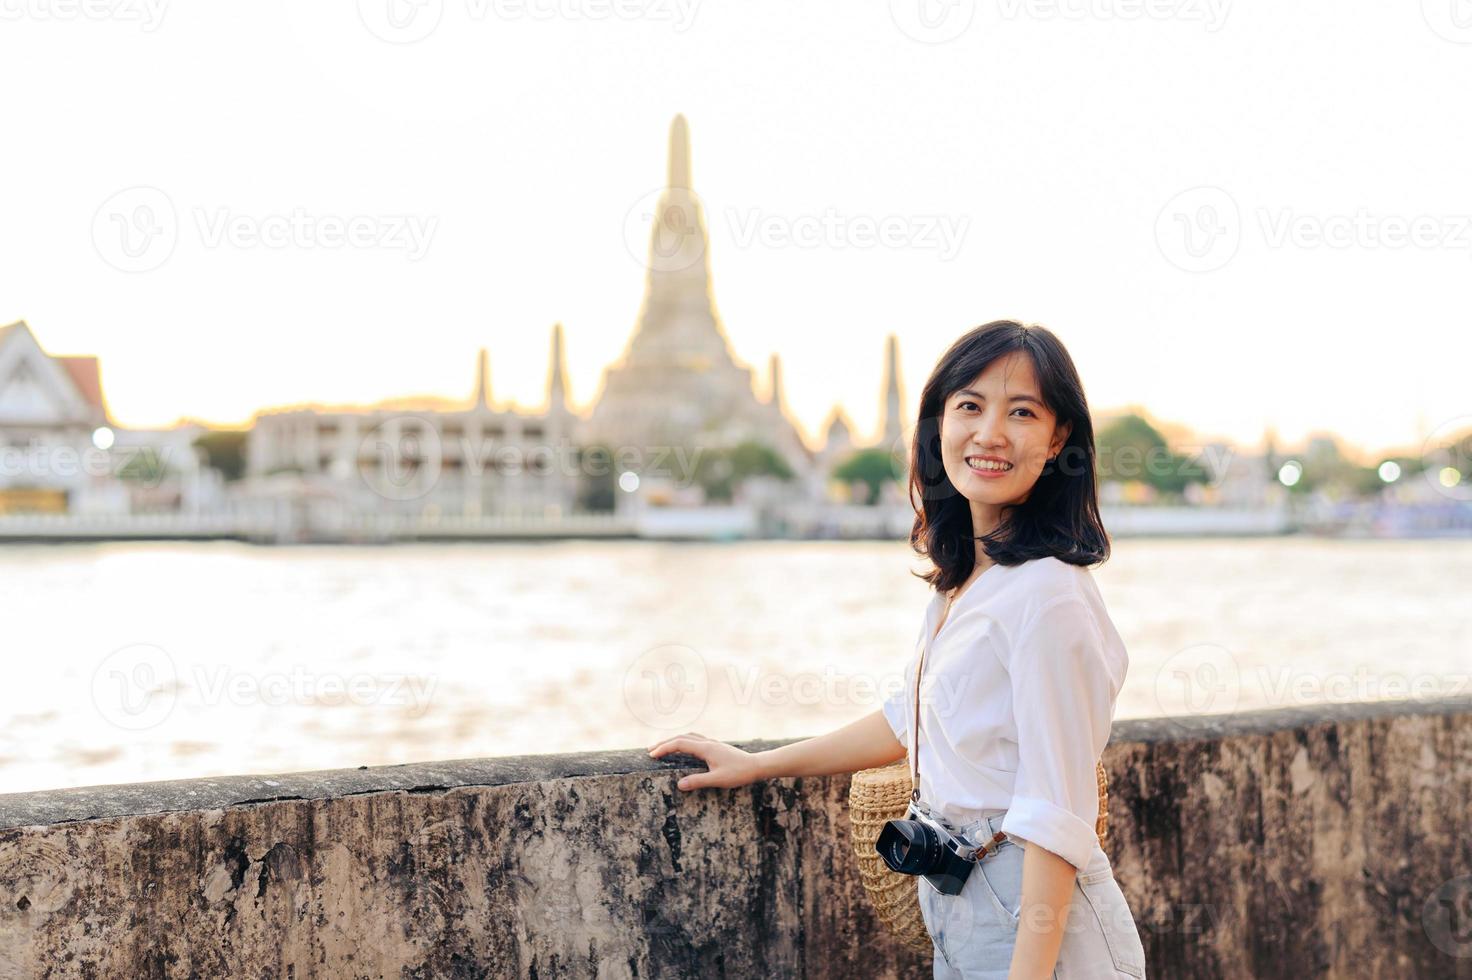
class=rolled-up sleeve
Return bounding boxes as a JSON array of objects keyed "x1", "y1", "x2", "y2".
[{"x1": 999, "y1": 593, "x2": 1115, "y2": 872}]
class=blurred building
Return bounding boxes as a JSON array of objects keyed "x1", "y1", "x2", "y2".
[
  {"x1": 242, "y1": 325, "x2": 579, "y2": 520},
  {"x1": 0, "y1": 320, "x2": 221, "y2": 516}
]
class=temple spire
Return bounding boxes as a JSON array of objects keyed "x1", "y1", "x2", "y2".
[
  {"x1": 474, "y1": 347, "x2": 491, "y2": 411},
  {"x1": 547, "y1": 322, "x2": 570, "y2": 413},
  {"x1": 880, "y1": 333, "x2": 903, "y2": 447},
  {"x1": 768, "y1": 353, "x2": 785, "y2": 413},
  {"x1": 668, "y1": 114, "x2": 691, "y2": 190}
]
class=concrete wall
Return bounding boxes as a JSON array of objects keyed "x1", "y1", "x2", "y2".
[{"x1": 1, "y1": 696, "x2": 1469, "y2": 979}]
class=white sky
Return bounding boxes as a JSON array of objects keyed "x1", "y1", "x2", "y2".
[{"x1": 2, "y1": 0, "x2": 1469, "y2": 460}]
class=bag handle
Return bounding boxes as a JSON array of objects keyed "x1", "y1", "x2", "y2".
[{"x1": 909, "y1": 588, "x2": 950, "y2": 803}]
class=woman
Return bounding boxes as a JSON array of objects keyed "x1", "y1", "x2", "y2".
[{"x1": 649, "y1": 320, "x2": 1148, "y2": 978}]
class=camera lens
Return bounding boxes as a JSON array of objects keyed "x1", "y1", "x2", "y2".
[{"x1": 875, "y1": 819, "x2": 942, "y2": 875}]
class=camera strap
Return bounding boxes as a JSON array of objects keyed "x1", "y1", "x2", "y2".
[{"x1": 909, "y1": 595, "x2": 933, "y2": 804}]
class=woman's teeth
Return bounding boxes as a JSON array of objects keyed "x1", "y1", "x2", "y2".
[{"x1": 966, "y1": 458, "x2": 1012, "y2": 472}]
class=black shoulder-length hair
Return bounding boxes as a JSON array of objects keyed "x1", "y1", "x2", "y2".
[{"x1": 908, "y1": 319, "x2": 1109, "y2": 593}]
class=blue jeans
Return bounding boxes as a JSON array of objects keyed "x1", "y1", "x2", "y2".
[{"x1": 915, "y1": 811, "x2": 1148, "y2": 979}]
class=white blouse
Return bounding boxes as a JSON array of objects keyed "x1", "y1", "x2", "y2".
[{"x1": 880, "y1": 556, "x2": 1129, "y2": 874}]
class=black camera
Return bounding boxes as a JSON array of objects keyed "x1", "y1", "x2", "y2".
[{"x1": 874, "y1": 799, "x2": 983, "y2": 895}]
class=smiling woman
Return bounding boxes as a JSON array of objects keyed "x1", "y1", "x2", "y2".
[
  {"x1": 910, "y1": 320, "x2": 1109, "y2": 595},
  {"x1": 651, "y1": 320, "x2": 1145, "y2": 978}
]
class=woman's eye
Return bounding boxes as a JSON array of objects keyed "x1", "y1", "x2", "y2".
[
  {"x1": 959, "y1": 401, "x2": 978, "y2": 411},
  {"x1": 1013, "y1": 408, "x2": 1035, "y2": 418}
]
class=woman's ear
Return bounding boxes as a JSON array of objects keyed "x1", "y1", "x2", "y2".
[{"x1": 1052, "y1": 419, "x2": 1073, "y2": 456}]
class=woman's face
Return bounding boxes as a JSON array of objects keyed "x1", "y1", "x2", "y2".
[{"x1": 939, "y1": 350, "x2": 1072, "y2": 508}]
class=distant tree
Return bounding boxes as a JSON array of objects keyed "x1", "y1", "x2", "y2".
[
  {"x1": 1096, "y1": 415, "x2": 1210, "y2": 498},
  {"x1": 116, "y1": 446, "x2": 169, "y2": 484},
  {"x1": 193, "y1": 430, "x2": 249, "y2": 482},
  {"x1": 832, "y1": 448, "x2": 901, "y2": 505},
  {"x1": 695, "y1": 440, "x2": 793, "y2": 503}
]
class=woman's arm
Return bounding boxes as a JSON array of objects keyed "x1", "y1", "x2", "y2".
[
  {"x1": 1007, "y1": 837, "x2": 1077, "y2": 979},
  {"x1": 648, "y1": 708, "x2": 906, "y2": 790}
]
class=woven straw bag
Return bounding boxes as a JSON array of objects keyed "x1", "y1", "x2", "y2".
[
  {"x1": 848, "y1": 757, "x2": 1110, "y2": 952},
  {"x1": 847, "y1": 585, "x2": 1111, "y2": 953}
]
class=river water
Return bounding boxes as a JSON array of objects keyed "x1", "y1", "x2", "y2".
[{"x1": 3, "y1": 536, "x2": 1468, "y2": 795}]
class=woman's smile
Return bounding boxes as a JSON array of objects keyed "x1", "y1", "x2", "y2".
[{"x1": 964, "y1": 454, "x2": 1014, "y2": 478}]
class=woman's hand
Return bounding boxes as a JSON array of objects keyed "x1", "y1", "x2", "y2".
[{"x1": 647, "y1": 732, "x2": 766, "y2": 791}]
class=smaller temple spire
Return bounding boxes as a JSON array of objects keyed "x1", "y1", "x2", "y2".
[
  {"x1": 880, "y1": 333, "x2": 904, "y2": 447},
  {"x1": 547, "y1": 322, "x2": 570, "y2": 413},
  {"x1": 767, "y1": 352, "x2": 785, "y2": 413},
  {"x1": 668, "y1": 113, "x2": 691, "y2": 190},
  {"x1": 474, "y1": 347, "x2": 491, "y2": 411}
]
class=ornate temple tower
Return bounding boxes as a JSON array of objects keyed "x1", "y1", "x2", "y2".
[
  {"x1": 581, "y1": 115, "x2": 809, "y2": 470},
  {"x1": 879, "y1": 332, "x2": 904, "y2": 450}
]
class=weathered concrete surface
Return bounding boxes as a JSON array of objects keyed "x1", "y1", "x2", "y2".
[{"x1": 0, "y1": 697, "x2": 1469, "y2": 979}]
